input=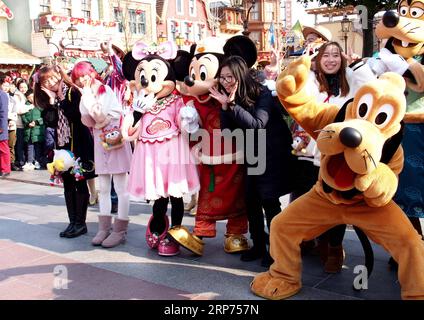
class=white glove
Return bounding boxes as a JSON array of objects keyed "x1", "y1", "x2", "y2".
[
  {"x1": 380, "y1": 48, "x2": 409, "y2": 75},
  {"x1": 367, "y1": 57, "x2": 386, "y2": 77},
  {"x1": 368, "y1": 48, "x2": 410, "y2": 76},
  {"x1": 264, "y1": 79, "x2": 278, "y2": 97},
  {"x1": 180, "y1": 101, "x2": 199, "y2": 134},
  {"x1": 132, "y1": 90, "x2": 157, "y2": 114}
]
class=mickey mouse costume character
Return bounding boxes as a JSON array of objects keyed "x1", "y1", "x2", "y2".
[
  {"x1": 172, "y1": 36, "x2": 256, "y2": 254},
  {"x1": 121, "y1": 41, "x2": 200, "y2": 256},
  {"x1": 250, "y1": 55, "x2": 424, "y2": 300},
  {"x1": 375, "y1": 0, "x2": 424, "y2": 243}
]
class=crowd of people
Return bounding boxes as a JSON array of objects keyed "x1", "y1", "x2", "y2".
[{"x1": 0, "y1": 23, "x2": 422, "y2": 280}]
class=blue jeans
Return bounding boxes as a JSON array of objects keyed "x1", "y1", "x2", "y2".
[{"x1": 27, "y1": 140, "x2": 44, "y2": 166}]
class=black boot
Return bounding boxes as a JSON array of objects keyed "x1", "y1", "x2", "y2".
[
  {"x1": 240, "y1": 244, "x2": 266, "y2": 262},
  {"x1": 65, "y1": 192, "x2": 89, "y2": 238},
  {"x1": 60, "y1": 191, "x2": 76, "y2": 237},
  {"x1": 261, "y1": 250, "x2": 274, "y2": 268},
  {"x1": 388, "y1": 257, "x2": 398, "y2": 271}
]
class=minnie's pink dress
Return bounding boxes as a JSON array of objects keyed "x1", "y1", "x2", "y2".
[{"x1": 127, "y1": 94, "x2": 200, "y2": 200}]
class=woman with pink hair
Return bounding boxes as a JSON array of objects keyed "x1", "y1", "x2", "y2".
[{"x1": 73, "y1": 61, "x2": 132, "y2": 248}]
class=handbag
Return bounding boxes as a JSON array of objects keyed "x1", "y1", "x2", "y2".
[{"x1": 99, "y1": 125, "x2": 124, "y2": 151}]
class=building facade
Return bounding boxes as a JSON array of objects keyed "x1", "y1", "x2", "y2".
[
  {"x1": 3, "y1": 0, "x2": 156, "y2": 61},
  {"x1": 0, "y1": 1, "x2": 41, "y2": 76},
  {"x1": 156, "y1": 0, "x2": 213, "y2": 50},
  {"x1": 212, "y1": 0, "x2": 288, "y2": 63}
]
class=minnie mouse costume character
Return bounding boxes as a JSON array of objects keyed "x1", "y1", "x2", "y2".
[{"x1": 122, "y1": 41, "x2": 200, "y2": 256}]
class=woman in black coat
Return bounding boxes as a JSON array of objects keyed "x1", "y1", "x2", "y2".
[
  {"x1": 210, "y1": 56, "x2": 296, "y2": 267},
  {"x1": 34, "y1": 66, "x2": 95, "y2": 238}
]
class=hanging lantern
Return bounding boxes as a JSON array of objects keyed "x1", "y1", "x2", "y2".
[{"x1": 136, "y1": 9, "x2": 142, "y2": 15}]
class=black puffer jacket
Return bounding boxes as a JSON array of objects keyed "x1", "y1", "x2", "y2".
[{"x1": 221, "y1": 87, "x2": 296, "y2": 199}]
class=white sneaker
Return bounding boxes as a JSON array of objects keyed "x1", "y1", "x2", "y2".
[
  {"x1": 22, "y1": 162, "x2": 35, "y2": 171},
  {"x1": 34, "y1": 161, "x2": 41, "y2": 170}
]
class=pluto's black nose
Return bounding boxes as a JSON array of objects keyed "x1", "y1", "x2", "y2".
[{"x1": 340, "y1": 127, "x2": 362, "y2": 148}]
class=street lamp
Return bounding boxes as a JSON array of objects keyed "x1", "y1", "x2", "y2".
[
  {"x1": 175, "y1": 34, "x2": 185, "y2": 49},
  {"x1": 157, "y1": 32, "x2": 167, "y2": 44},
  {"x1": 230, "y1": 0, "x2": 256, "y2": 37},
  {"x1": 41, "y1": 23, "x2": 61, "y2": 54},
  {"x1": 66, "y1": 24, "x2": 79, "y2": 45},
  {"x1": 340, "y1": 14, "x2": 350, "y2": 53}
]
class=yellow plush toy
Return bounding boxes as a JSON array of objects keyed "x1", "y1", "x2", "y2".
[{"x1": 250, "y1": 56, "x2": 424, "y2": 300}]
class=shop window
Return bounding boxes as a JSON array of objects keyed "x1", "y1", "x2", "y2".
[
  {"x1": 39, "y1": 0, "x2": 51, "y2": 14},
  {"x1": 176, "y1": 0, "x2": 183, "y2": 15},
  {"x1": 114, "y1": 7, "x2": 124, "y2": 33},
  {"x1": 61, "y1": 0, "x2": 71, "y2": 16},
  {"x1": 81, "y1": 0, "x2": 91, "y2": 19},
  {"x1": 128, "y1": 9, "x2": 146, "y2": 35}
]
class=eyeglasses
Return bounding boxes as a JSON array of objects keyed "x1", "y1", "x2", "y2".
[{"x1": 219, "y1": 75, "x2": 234, "y2": 83}]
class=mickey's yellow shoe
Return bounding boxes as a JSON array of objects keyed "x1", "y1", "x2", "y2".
[{"x1": 224, "y1": 234, "x2": 249, "y2": 253}]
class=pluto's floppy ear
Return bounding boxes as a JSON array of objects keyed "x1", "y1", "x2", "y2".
[{"x1": 224, "y1": 35, "x2": 257, "y2": 68}]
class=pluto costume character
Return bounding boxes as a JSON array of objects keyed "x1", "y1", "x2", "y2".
[{"x1": 250, "y1": 56, "x2": 424, "y2": 300}]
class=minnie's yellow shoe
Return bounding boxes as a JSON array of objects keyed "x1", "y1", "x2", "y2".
[{"x1": 167, "y1": 225, "x2": 204, "y2": 256}]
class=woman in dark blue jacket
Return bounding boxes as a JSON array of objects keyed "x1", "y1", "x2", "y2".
[{"x1": 210, "y1": 56, "x2": 296, "y2": 267}]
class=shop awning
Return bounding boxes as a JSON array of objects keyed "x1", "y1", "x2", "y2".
[
  {"x1": 0, "y1": 0, "x2": 14, "y2": 20},
  {"x1": 0, "y1": 42, "x2": 42, "y2": 65}
]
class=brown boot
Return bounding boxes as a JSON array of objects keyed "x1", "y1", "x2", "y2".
[
  {"x1": 92, "y1": 215, "x2": 112, "y2": 246},
  {"x1": 101, "y1": 218, "x2": 129, "y2": 248},
  {"x1": 317, "y1": 238, "x2": 329, "y2": 264},
  {"x1": 324, "y1": 245, "x2": 345, "y2": 273}
]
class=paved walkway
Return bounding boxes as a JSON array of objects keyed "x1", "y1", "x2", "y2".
[{"x1": 0, "y1": 170, "x2": 410, "y2": 300}]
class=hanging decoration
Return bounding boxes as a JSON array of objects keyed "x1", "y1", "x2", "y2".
[{"x1": 43, "y1": 14, "x2": 118, "y2": 29}]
